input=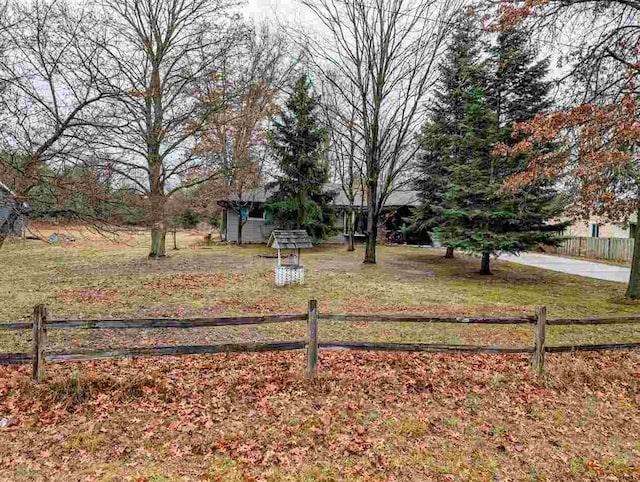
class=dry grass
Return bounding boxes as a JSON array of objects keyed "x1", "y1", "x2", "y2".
[
  {"x1": 1, "y1": 228, "x2": 640, "y2": 480},
  {"x1": 1, "y1": 227, "x2": 639, "y2": 352}
]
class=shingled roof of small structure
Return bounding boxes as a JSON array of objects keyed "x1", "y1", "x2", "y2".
[
  {"x1": 267, "y1": 230, "x2": 314, "y2": 249},
  {"x1": 222, "y1": 184, "x2": 420, "y2": 208}
]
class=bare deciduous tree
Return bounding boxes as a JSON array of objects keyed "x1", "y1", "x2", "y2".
[
  {"x1": 321, "y1": 77, "x2": 365, "y2": 252},
  {"x1": 192, "y1": 24, "x2": 297, "y2": 244},
  {"x1": 0, "y1": 0, "x2": 112, "y2": 247},
  {"x1": 93, "y1": 0, "x2": 240, "y2": 257},
  {"x1": 297, "y1": 0, "x2": 463, "y2": 263}
]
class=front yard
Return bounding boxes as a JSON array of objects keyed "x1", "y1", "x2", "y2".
[{"x1": 0, "y1": 228, "x2": 639, "y2": 481}]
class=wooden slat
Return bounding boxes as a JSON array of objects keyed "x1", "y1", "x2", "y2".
[
  {"x1": 546, "y1": 343, "x2": 640, "y2": 353},
  {"x1": 2, "y1": 343, "x2": 638, "y2": 367},
  {"x1": 558, "y1": 237, "x2": 634, "y2": 262},
  {"x1": 0, "y1": 353, "x2": 32, "y2": 365},
  {"x1": 32, "y1": 305, "x2": 47, "y2": 384},
  {"x1": 306, "y1": 300, "x2": 319, "y2": 378},
  {"x1": 548, "y1": 315, "x2": 640, "y2": 326},
  {"x1": 45, "y1": 313, "x2": 307, "y2": 330},
  {"x1": 531, "y1": 306, "x2": 547, "y2": 373},
  {"x1": 319, "y1": 341, "x2": 534, "y2": 354},
  {"x1": 45, "y1": 341, "x2": 306, "y2": 362},
  {"x1": 320, "y1": 313, "x2": 533, "y2": 324},
  {"x1": 0, "y1": 322, "x2": 32, "y2": 331}
]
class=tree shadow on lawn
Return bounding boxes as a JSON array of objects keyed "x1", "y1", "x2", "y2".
[
  {"x1": 395, "y1": 252, "x2": 546, "y2": 285},
  {"x1": 72, "y1": 253, "x2": 273, "y2": 275}
]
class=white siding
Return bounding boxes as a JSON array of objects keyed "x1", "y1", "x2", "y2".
[
  {"x1": 225, "y1": 210, "x2": 275, "y2": 243},
  {"x1": 225, "y1": 209, "x2": 352, "y2": 244}
]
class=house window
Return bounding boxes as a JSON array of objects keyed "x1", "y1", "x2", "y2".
[
  {"x1": 591, "y1": 224, "x2": 600, "y2": 238},
  {"x1": 630, "y1": 223, "x2": 637, "y2": 240},
  {"x1": 248, "y1": 206, "x2": 265, "y2": 220}
]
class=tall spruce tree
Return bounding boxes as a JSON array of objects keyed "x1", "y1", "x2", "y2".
[
  {"x1": 414, "y1": 17, "x2": 568, "y2": 274},
  {"x1": 413, "y1": 13, "x2": 486, "y2": 259},
  {"x1": 267, "y1": 75, "x2": 336, "y2": 238}
]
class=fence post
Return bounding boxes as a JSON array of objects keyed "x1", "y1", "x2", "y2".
[
  {"x1": 32, "y1": 304, "x2": 48, "y2": 384},
  {"x1": 531, "y1": 306, "x2": 547, "y2": 375},
  {"x1": 306, "y1": 299, "x2": 319, "y2": 379}
]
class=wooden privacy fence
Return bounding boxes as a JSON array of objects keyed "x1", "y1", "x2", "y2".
[
  {"x1": 1, "y1": 301, "x2": 640, "y2": 383},
  {"x1": 556, "y1": 237, "x2": 634, "y2": 262}
]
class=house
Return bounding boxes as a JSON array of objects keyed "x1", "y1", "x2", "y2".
[
  {"x1": 217, "y1": 184, "x2": 422, "y2": 244},
  {"x1": 563, "y1": 216, "x2": 637, "y2": 239},
  {"x1": 0, "y1": 182, "x2": 26, "y2": 236}
]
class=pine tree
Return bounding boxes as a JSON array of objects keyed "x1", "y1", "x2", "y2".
[
  {"x1": 413, "y1": 14, "x2": 487, "y2": 259},
  {"x1": 267, "y1": 75, "x2": 336, "y2": 238},
  {"x1": 414, "y1": 17, "x2": 568, "y2": 275}
]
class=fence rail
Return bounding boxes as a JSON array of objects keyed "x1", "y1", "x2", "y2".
[
  {"x1": 1, "y1": 301, "x2": 639, "y2": 382},
  {"x1": 556, "y1": 236, "x2": 634, "y2": 262}
]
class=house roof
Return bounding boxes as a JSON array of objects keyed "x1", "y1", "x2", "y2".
[
  {"x1": 222, "y1": 183, "x2": 420, "y2": 208},
  {"x1": 267, "y1": 230, "x2": 314, "y2": 249}
]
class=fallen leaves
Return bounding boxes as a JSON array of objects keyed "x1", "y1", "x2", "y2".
[
  {"x1": 57, "y1": 288, "x2": 121, "y2": 305},
  {"x1": 1, "y1": 351, "x2": 638, "y2": 480}
]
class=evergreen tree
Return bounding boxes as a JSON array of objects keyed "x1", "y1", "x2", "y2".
[
  {"x1": 267, "y1": 75, "x2": 336, "y2": 238},
  {"x1": 413, "y1": 14, "x2": 486, "y2": 259},
  {"x1": 414, "y1": 17, "x2": 568, "y2": 274}
]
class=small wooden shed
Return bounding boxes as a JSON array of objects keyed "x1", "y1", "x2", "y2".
[
  {"x1": 267, "y1": 230, "x2": 313, "y2": 286},
  {"x1": 0, "y1": 182, "x2": 26, "y2": 236}
]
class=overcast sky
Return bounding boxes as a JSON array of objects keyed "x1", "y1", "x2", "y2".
[{"x1": 243, "y1": 0, "x2": 312, "y2": 24}]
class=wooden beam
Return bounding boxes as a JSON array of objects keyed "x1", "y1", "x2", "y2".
[
  {"x1": 319, "y1": 341, "x2": 534, "y2": 354},
  {"x1": 0, "y1": 353, "x2": 33, "y2": 365},
  {"x1": 0, "y1": 322, "x2": 32, "y2": 331},
  {"x1": 44, "y1": 313, "x2": 308, "y2": 331},
  {"x1": 531, "y1": 306, "x2": 547, "y2": 375},
  {"x1": 306, "y1": 300, "x2": 319, "y2": 378},
  {"x1": 45, "y1": 341, "x2": 306, "y2": 363},
  {"x1": 3, "y1": 342, "x2": 639, "y2": 368},
  {"x1": 546, "y1": 342, "x2": 640, "y2": 353},
  {"x1": 32, "y1": 305, "x2": 47, "y2": 383},
  {"x1": 319, "y1": 314, "x2": 533, "y2": 324},
  {"x1": 548, "y1": 316, "x2": 640, "y2": 325}
]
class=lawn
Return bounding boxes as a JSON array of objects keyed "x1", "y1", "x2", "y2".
[{"x1": 0, "y1": 227, "x2": 639, "y2": 481}]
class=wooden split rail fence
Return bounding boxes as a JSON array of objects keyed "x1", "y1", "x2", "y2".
[{"x1": 1, "y1": 301, "x2": 639, "y2": 383}]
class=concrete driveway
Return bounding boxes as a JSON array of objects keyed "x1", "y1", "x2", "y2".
[{"x1": 500, "y1": 253, "x2": 630, "y2": 283}]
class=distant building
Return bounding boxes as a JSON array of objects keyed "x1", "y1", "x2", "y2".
[
  {"x1": 563, "y1": 216, "x2": 636, "y2": 239},
  {"x1": 217, "y1": 184, "x2": 422, "y2": 244},
  {"x1": 0, "y1": 182, "x2": 26, "y2": 236}
]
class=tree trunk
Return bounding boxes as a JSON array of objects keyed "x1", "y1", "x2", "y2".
[
  {"x1": 479, "y1": 251, "x2": 492, "y2": 275},
  {"x1": 347, "y1": 209, "x2": 355, "y2": 252},
  {"x1": 221, "y1": 209, "x2": 227, "y2": 240},
  {"x1": 172, "y1": 229, "x2": 178, "y2": 250},
  {"x1": 445, "y1": 246, "x2": 454, "y2": 258},
  {"x1": 237, "y1": 217, "x2": 243, "y2": 245},
  {"x1": 626, "y1": 207, "x2": 640, "y2": 298},
  {"x1": 147, "y1": 61, "x2": 167, "y2": 259},
  {"x1": 363, "y1": 182, "x2": 378, "y2": 264},
  {"x1": 149, "y1": 223, "x2": 167, "y2": 257},
  {"x1": 365, "y1": 230, "x2": 376, "y2": 263},
  {"x1": 148, "y1": 193, "x2": 167, "y2": 258}
]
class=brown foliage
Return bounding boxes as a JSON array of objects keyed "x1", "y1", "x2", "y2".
[
  {"x1": 486, "y1": 0, "x2": 548, "y2": 32},
  {"x1": 497, "y1": 93, "x2": 640, "y2": 222}
]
